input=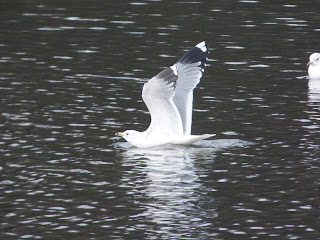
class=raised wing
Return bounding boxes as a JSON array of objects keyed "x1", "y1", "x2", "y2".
[
  {"x1": 172, "y1": 41, "x2": 209, "y2": 135},
  {"x1": 142, "y1": 67, "x2": 183, "y2": 136}
]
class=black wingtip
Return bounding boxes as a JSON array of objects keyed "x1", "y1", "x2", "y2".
[{"x1": 176, "y1": 41, "x2": 209, "y2": 71}]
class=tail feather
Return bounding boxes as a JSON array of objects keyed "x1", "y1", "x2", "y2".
[{"x1": 174, "y1": 134, "x2": 216, "y2": 145}]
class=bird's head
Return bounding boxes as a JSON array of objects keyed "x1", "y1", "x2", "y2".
[
  {"x1": 115, "y1": 130, "x2": 141, "y2": 144},
  {"x1": 308, "y1": 53, "x2": 320, "y2": 67}
]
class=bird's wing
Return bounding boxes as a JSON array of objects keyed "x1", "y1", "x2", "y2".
[
  {"x1": 142, "y1": 67, "x2": 183, "y2": 136},
  {"x1": 172, "y1": 41, "x2": 209, "y2": 135}
]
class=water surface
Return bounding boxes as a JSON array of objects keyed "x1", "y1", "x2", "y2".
[{"x1": 1, "y1": 1, "x2": 319, "y2": 239}]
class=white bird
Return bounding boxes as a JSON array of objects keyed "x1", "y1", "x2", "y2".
[
  {"x1": 116, "y1": 41, "x2": 215, "y2": 148},
  {"x1": 307, "y1": 53, "x2": 320, "y2": 79}
]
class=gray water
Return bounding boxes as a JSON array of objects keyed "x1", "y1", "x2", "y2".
[{"x1": 1, "y1": 1, "x2": 320, "y2": 239}]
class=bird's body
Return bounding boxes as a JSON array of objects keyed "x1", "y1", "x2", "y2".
[
  {"x1": 308, "y1": 53, "x2": 320, "y2": 79},
  {"x1": 116, "y1": 42, "x2": 214, "y2": 148},
  {"x1": 119, "y1": 130, "x2": 214, "y2": 148}
]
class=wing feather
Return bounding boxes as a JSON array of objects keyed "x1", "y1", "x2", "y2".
[
  {"x1": 142, "y1": 68, "x2": 183, "y2": 136},
  {"x1": 172, "y1": 41, "x2": 209, "y2": 135},
  {"x1": 141, "y1": 42, "x2": 209, "y2": 137}
]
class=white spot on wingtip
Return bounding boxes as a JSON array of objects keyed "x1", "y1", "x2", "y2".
[
  {"x1": 196, "y1": 41, "x2": 207, "y2": 52},
  {"x1": 170, "y1": 65, "x2": 178, "y2": 75}
]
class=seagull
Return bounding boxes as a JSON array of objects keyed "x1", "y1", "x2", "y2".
[
  {"x1": 116, "y1": 41, "x2": 215, "y2": 148},
  {"x1": 307, "y1": 53, "x2": 320, "y2": 79}
]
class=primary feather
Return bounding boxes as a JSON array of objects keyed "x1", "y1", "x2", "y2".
[{"x1": 173, "y1": 41, "x2": 209, "y2": 134}]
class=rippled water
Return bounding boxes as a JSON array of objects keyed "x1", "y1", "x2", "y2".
[{"x1": 1, "y1": 1, "x2": 320, "y2": 239}]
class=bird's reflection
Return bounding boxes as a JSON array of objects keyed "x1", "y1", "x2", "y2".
[
  {"x1": 308, "y1": 78, "x2": 320, "y2": 101},
  {"x1": 307, "y1": 78, "x2": 320, "y2": 124},
  {"x1": 305, "y1": 78, "x2": 320, "y2": 153},
  {"x1": 123, "y1": 146, "x2": 205, "y2": 228},
  {"x1": 116, "y1": 139, "x2": 250, "y2": 236}
]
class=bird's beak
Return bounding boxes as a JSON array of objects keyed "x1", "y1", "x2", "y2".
[
  {"x1": 115, "y1": 132, "x2": 123, "y2": 137},
  {"x1": 307, "y1": 61, "x2": 312, "y2": 66}
]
